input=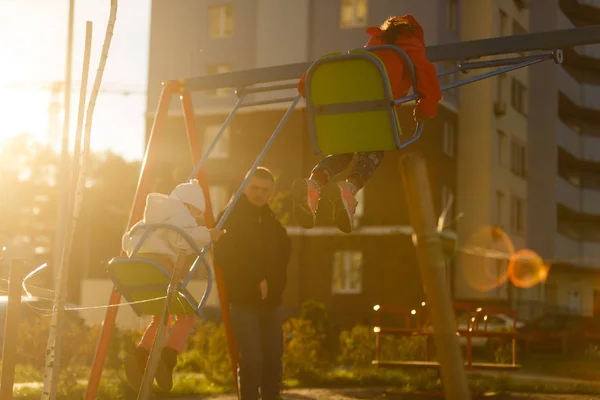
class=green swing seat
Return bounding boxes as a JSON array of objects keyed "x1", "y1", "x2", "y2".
[
  {"x1": 107, "y1": 257, "x2": 200, "y2": 316},
  {"x1": 106, "y1": 223, "x2": 212, "y2": 317},
  {"x1": 304, "y1": 46, "x2": 423, "y2": 155}
]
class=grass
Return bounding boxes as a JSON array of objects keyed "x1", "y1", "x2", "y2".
[
  {"x1": 8, "y1": 357, "x2": 600, "y2": 399},
  {"x1": 520, "y1": 353, "x2": 600, "y2": 381}
]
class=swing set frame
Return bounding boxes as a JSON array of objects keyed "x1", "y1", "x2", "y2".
[{"x1": 84, "y1": 25, "x2": 600, "y2": 400}]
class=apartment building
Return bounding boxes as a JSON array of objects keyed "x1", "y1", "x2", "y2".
[
  {"x1": 454, "y1": 0, "x2": 533, "y2": 314},
  {"x1": 528, "y1": 0, "x2": 600, "y2": 318}
]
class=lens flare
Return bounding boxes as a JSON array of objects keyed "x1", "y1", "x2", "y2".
[
  {"x1": 460, "y1": 226, "x2": 515, "y2": 292},
  {"x1": 508, "y1": 249, "x2": 549, "y2": 288}
]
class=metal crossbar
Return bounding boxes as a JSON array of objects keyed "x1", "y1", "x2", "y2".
[{"x1": 182, "y1": 26, "x2": 600, "y2": 93}]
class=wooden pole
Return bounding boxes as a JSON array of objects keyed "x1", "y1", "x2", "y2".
[
  {"x1": 398, "y1": 153, "x2": 471, "y2": 400},
  {"x1": 137, "y1": 252, "x2": 187, "y2": 399},
  {"x1": 0, "y1": 259, "x2": 26, "y2": 400}
]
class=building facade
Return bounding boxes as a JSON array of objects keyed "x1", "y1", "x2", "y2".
[
  {"x1": 79, "y1": 0, "x2": 600, "y2": 329},
  {"x1": 528, "y1": 0, "x2": 600, "y2": 318}
]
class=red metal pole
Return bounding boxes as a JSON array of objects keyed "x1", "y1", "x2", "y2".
[
  {"x1": 85, "y1": 81, "x2": 177, "y2": 400},
  {"x1": 180, "y1": 91, "x2": 240, "y2": 396}
]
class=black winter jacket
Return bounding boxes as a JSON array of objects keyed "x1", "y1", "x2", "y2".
[{"x1": 213, "y1": 194, "x2": 291, "y2": 309}]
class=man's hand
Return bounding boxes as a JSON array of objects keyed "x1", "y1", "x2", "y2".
[
  {"x1": 259, "y1": 279, "x2": 268, "y2": 300},
  {"x1": 210, "y1": 228, "x2": 226, "y2": 242}
]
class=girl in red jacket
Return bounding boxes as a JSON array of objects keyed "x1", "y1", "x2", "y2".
[{"x1": 293, "y1": 15, "x2": 442, "y2": 233}]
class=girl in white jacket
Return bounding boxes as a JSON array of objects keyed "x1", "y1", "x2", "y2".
[{"x1": 122, "y1": 179, "x2": 224, "y2": 391}]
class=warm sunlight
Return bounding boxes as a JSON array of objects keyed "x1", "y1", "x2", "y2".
[{"x1": 0, "y1": 0, "x2": 150, "y2": 160}]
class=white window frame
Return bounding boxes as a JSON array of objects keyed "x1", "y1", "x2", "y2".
[
  {"x1": 203, "y1": 124, "x2": 231, "y2": 159},
  {"x1": 495, "y1": 190, "x2": 505, "y2": 227},
  {"x1": 208, "y1": 185, "x2": 229, "y2": 220},
  {"x1": 332, "y1": 250, "x2": 363, "y2": 295},
  {"x1": 207, "y1": 63, "x2": 233, "y2": 97},
  {"x1": 510, "y1": 195, "x2": 525, "y2": 235},
  {"x1": 209, "y1": 4, "x2": 234, "y2": 39},
  {"x1": 340, "y1": 0, "x2": 368, "y2": 29},
  {"x1": 447, "y1": 0, "x2": 457, "y2": 32},
  {"x1": 497, "y1": 130, "x2": 507, "y2": 167},
  {"x1": 353, "y1": 188, "x2": 365, "y2": 224},
  {"x1": 443, "y1": 122, "x2": 455, "y2": 157}
]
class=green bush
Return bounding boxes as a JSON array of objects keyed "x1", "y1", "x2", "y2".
[
  {"x1": 183, "y1": 321, "x2": 234, "y2": 385},
  {"x1": 381, "y1": 336, "x2": 427, "y2": 362},
  {"x1": 282, "y1": 317, "x2": 323, "y2": 379},
  {"x1": 337, "y1": 324, "x2": 426, "y2": 368},
  {"x1": 299, "y1": 300, "x2": 337, "y2": 365},
  {"x1": 337, "y1": 325, "x2": 375, "y2": 369}
]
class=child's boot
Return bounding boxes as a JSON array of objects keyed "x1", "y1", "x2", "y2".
[
  {"x1": 292, "y1": 178, "x2": 320, "y2": 229},
  {"x1": 124, "y1": 346, "x2": 150, "y2": 390},
  {"x1": 155, "y1": 347, "x2": 178, "y2": 391},
  {"x1": 329, "y1": 181, "x2": 358, "y2": 233}
]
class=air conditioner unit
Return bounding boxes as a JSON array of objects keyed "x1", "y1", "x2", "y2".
[{"x1": 494, "y1": 101, "x2": 507, "y2": 116}]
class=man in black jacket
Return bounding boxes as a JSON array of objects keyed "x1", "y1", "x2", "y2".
[{"x1": 213, "y1": 167, "x2": 291, "y2": 400}]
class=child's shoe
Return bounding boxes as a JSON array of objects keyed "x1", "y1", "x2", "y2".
[
  {"x1": 292, "y1": 178, "x2": 320, "y2": 229},
  {"x1": 155, "y1": 347, "x2": 178, "y2": 391},
  {"x1": 329, "y1": 181, "x2": 358, "y2": 233},
  {"x1": 124, "y1": 346, "x2": 150, "y2": 390}
]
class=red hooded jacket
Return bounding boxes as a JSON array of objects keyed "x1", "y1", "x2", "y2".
[{"x1": 298, "y1": 15, "x2": 442, "y2": 120}]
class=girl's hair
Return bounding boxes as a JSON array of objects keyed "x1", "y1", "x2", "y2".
[{"x1": 379, "y1": 16, "x2": 415, "y2": 44}]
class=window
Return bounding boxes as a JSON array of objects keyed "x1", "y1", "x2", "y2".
[
  {"x1": 447, "y1": 0, "x2": 457, "y2": 32},
  {"x1": 499, "y1": 9, "x2": 508, "y2": 36},
  {"x1": 443, "y1": 121, "x2": 455, "y2": 157},
  {"x1": 510, "y1": 138, "x2": 526, "y2": 177},
  {"x1": 512, "y1": 20, "x2": 527, "y2": 55},
  {"x1": 497, "y1": 73, "x2": 506, "y2": 103},
  {"x1": 441, "y1": 61, "x2": 458, "y2": 97},
  {"x1": 208, "y1": 185, "x2": 229, "y2": 220},
  {"x1": 497, "y1": 130, "x2": 507, "y2": 167},
  {"x1": 495, "y1": 190, "x2": 505, "y2": 227},
  {"x1": 203, "y1": 124, "x2": 230, "y2": 159},
  {"x1": 340, "y1": 0, "x2": 368, "y2": 29},
  {"x1": 511, "y1": 78, "x2": 527, "y2": 114},
  {"x1": 545, "y1": 283, "x2": 558, "y2": 307},
  {"x1": 209, "y1": 4, "x2": 234, "y2": 38},
  {"x1": 510, "y1": 195, "x2": 525, "y2": 234},
  {"x1": 495, "y1": 258, "x2": 508, "y2": 297},
  {"x1": 353, "y1": 188, "x2": 365, "y2": 224},
  {"x1": 332, "y1": 250, "x2": 363, "y2": 294},
  {"x1": 207, "y1": 64, "x2": 233, "y2": 97}
]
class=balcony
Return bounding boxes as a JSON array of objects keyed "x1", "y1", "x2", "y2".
[
  {"x1": 582, "y1": 135, "x2": 600, "y2": 162},
  {"x1": 556, "y1": 176, "x2": 581, "y2": 211},
  {"x1": 558, "y1": 8, "x2": 576, "y2": 29},
  {"x1": 578, "y1": 0, "x2": 600, "y2": 8},
  {"x1": 557, "y1": 68, "x2": 581, "y2": 106},
  {"x1": 581, "y1": 82, "x2": 600, "y2": 109},
  {"x1": 576, "y1": 44, "x2": 600, "y2": 59},
  {"x1": 555, "y1": 233, "x2": 600, "y2": 269},
  {"x1": 582, "y1": 241, "x2": 600, "y2": 264},
  {"x1": 557, "y1": 119, "x2": 581, "y2": 158},
  {"x1": 582, "y1": 189, "x2": 600, "y2": 214},
  {"x1": 555, "y1": 232, "x2": 581, "y2": 261}
]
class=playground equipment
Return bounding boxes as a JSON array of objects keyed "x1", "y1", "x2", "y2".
[
  {"x1": 86, "y1": 24, "x2": 600, "y2": 400},
  {"x1": 372, "y1": 303, "x2": 520, "y2": 371}
]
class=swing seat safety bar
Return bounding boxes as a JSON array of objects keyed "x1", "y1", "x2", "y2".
[{"x1": 106, "y1": 223, "x2": 213, "y2": 316}]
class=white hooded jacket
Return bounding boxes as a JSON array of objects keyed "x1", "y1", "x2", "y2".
[{"x1": 122, "y1": 184, "x2": 211, "y2": 265}]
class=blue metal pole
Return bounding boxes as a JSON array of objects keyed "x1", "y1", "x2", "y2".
[
  {"x1": 182, "y1": 95, "x2": 301, "y2": 289},
  {"x1": 394, "y1": 57, "x2": 547, "y2": 106}
]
